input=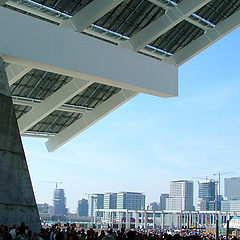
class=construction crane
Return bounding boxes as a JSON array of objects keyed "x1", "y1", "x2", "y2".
[
  {"x1": 37, "y1": 181, "x2": 63, "y2": 189},
  {"x1": 212, "y1": 172, "x2": 234, "y2": 196}
]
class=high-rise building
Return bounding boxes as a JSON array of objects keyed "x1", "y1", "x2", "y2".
[
  {"x1": 103, "y1": 193, "x2": 117, "y2": 221},
  {"x1": 88, "y1": 194, "x2": 104, "y2": 217},
  {"x1": 104, "y1": 193, "x2": 117, "y2": 209},
  {"x1": 159, "y1": 194, "x2": 169, "y2": 210},
  {"x1": 117, "y1": 192, "x2": 145, "y2": 210},
  {"x1": 199, "y1": 179, "x2": 217, "y2": 201},
  {"x1": 53, "y1": 188, "x2": 67, "y2": 216},
  {"x1": 77, "y1": 199, "x2": 88, "y2": 217},
  {"x1": 224, "y1": 177, "x2": 240, "y2": 200},
  {"x1": 197, "y1": 179, "x2": 218, "y2": 211},
  {"x1": 149, "y1": 202, "x2": 159, "y2": 211},
  {"x1": 166, "y1": 180, "x2": 194, "y2": 211}
]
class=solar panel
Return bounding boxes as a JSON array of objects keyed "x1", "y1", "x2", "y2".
[{"x1": 1, "y1": 0, "x2": 239, "y2": 150}]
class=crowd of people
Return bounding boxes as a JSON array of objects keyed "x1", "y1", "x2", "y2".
[{"x1": 0, "y1": 223, "x2": 238, "y2": 240}]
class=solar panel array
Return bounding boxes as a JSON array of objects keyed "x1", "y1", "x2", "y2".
[
  {"x1": 2, "y1": 0, "x2": 239, "y2": 143},
  {"x1": 11, "y1": 70, "x2": 120, "y2": 136}
]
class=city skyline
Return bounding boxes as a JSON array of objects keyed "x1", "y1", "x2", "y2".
[
  {"x1": 23, "y1": 28, "x2": 240, "y2": 213},
  {"x1": 36, "y1": 175, "x2": 239, "y2": 214}
]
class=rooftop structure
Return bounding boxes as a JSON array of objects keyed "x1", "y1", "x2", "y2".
[{"x1": 0, "y1": 0, "x2": 238, "y2": 152}]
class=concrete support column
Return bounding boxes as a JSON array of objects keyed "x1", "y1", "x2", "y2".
[
  {"x1": 118, "y1": 212, "x2": 122, "y2": 230},
  {"x1": 182, "y1": 213, "x2": 186, "y2": 228},
  {"x1": 179, "y1": 212, "x2": 182, "y2": 230},
  {"x1": 219, "y1": 213, "x2": 222, "y2": 229},
  {"x1": 0, "y1": 57, "x2": 41, "y2": 232},
  {"x1": 144, "y1": 211, "x2": 147, "y2": 229},
  {"x1": 161, "y1": 212, "x2": 164, "y2": 229},
  {"x1": 192, "y1": 213, "x2": 195, "y2": 228},
  {"x1": 197, "y1": 213, "x2": 200, "y2": 228},
  {"x1": 126, "y1": 211, "x2": 130, "y2": 229},
  {"x1": 110, "y1": 211, "x2": 113, "y2": 228},
  {"x1": 189, "y1": 212, "x2": 192, "y2": 228},
  {"x1": 135, "y1": 211, "x2": 139, "y2": 229},
  {"x1": 94, "y1": 210, "x2": 97, "y2": 225},
  {"x1": 153, "y1": 211, "x2": 156, "y2": 229}
]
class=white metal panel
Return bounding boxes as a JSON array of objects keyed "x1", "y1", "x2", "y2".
[
  {"x1": 18, "y1": 78, "x2": 92, "y2": 134},
  {"x1": 0, "y1": 7, "x2": 178, "y2": 98},
  {"x1": 45, "y1": 89, "x2": 137, "y2": 152},
  {"x1": 122, "y1": 0, "x2": 211, "y2": 51}
]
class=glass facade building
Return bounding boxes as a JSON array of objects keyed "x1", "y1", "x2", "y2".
[
  {"x1": 88, "y1": 194, "x2": 104, "y2": 217},
  {"x1": 224, "y1": 177, "x2": 240, "y2": 200},
  {"x1": 53, "y1": 189, "x2": 67, "y2": 216},
  {"x1": 117, "y1": 192, "x2": 145, "y2": 210},
  {"x1": 159, "y1": 194, "x2": 169, "y2": 210},
  {"x1": 77, "y1": 199, "x2": 89, "y2": 217}
]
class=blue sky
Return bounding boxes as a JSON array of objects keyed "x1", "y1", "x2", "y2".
[{"x1": 22, "y1": 28, "x2": 240, "y2": 213}]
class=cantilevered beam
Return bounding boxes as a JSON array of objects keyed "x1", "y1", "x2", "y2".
[
  {"x1": 6, "y1": 63, "x2": 32, "y2": 85},
  {"x1": 121, "y1": 0, "x2": 211, "y2": 51},
  {"x1": 0, "y1": 7, "x2": 178, "y2": 98},
  {"x1": 45, "y1": 89, "x2": 137, "y2": 152},
  {"x1": 166, "y1": 10, "x2": 240, "y2": 66},
  {"x1": 66, "y1": 0, "x2": 124, "y2": 32},
  {"x1": 18, "y1": 78, "x2": 92, "y2": 134}
]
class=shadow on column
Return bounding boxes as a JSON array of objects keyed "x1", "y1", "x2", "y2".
[{"x1": 0, "y1": 57, "x2": 41, "y2": 232}]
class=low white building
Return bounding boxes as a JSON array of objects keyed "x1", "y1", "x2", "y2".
[
  {"x1": 221, "y1": 200, "x2": 240, "y2": 211},
  {"x1": 230, "y1": 217, "x2": 240, "y2": 229}
]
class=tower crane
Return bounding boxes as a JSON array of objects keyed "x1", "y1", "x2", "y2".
[{"x1": 212, "y1": 172, "x2": 234, "y2": 196}]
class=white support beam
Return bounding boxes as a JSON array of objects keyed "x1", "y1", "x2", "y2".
[
  {"x1": 166, "y1": 10, "x2": 240, "y2": 66},
  {"x1": 147, "y1": 0, "x2": 209, "y2": 31},
  {"x1": 0, "y1": 7, "x2": 178, "y2": 98},
  {"x1": 12, "y1": 97, "x2": 87, "y2": 114},
  {"x1": 6, "y1": 63, "x2": 32, "y2": 85},
  {"x1": 121, "y1": 0, "x2": 211, "y2": 51},
  {"x1": 66, "y1": 0, "x2": 124, "y2": 32},
  {"x1": 45, "y1": 89, "x2": 137, "y2": 152},
  {"x1": 18, "y1": 78, "x2": 92, "y2": 134}
]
